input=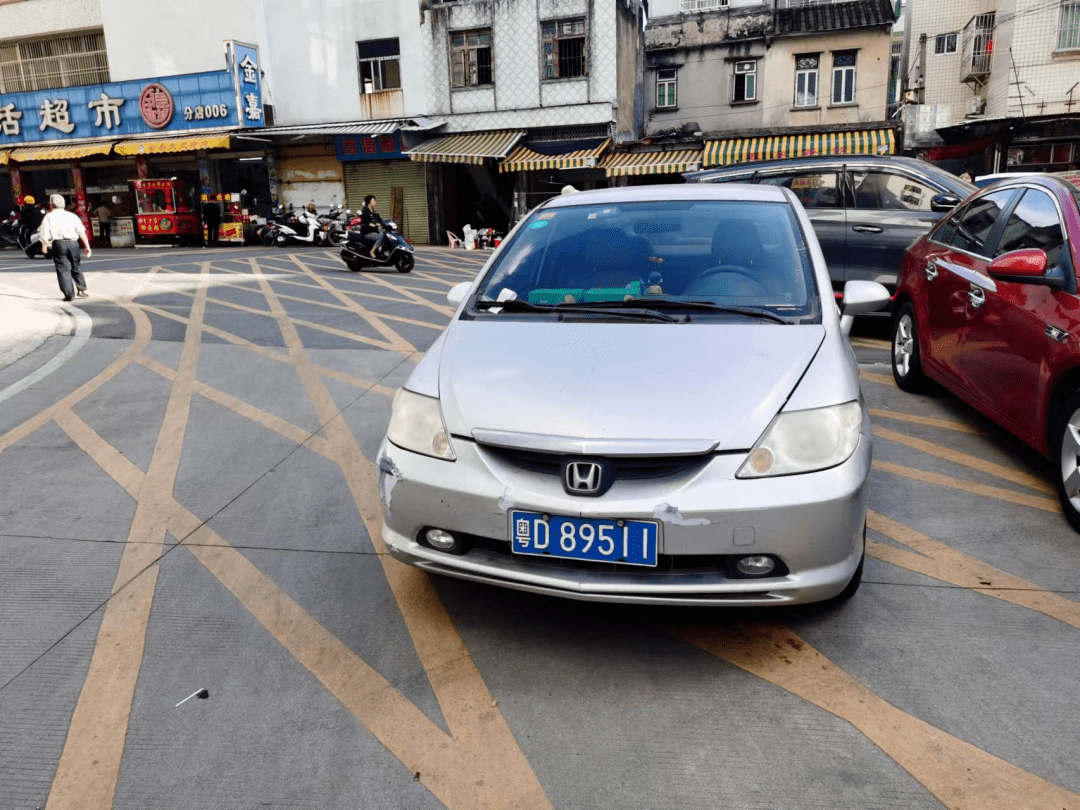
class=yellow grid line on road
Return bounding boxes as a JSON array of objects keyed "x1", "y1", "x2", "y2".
[
  {"x1": 870, "y1": 407, "x2": 983, "y2": 435},
  {"x1": 872, "y1": 460, "x2": 1059, "y2": 512}
]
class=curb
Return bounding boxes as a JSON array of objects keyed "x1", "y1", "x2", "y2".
[{"x1": 0, "y1": 285, "x2": 75, "y2": 369}]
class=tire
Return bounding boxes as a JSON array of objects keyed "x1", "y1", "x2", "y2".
[
  {"x1": 328, "y1": 229, "x2": 344, "y2": 247},
  {"x1": 891, "y1": 301, "x2": 927, "y2": 392},
  {"x1": 395, "y1": 252, "x2": 415, "y2": 273},
  {"x1": 1052, "y1": 389, "x2": 1080, "y2": 532},
  {"x1": 259, "y1": 227, "x2": 276, "y2": 247}
]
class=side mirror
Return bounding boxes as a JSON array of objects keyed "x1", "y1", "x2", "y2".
[
  {"x1": 931, "y1": 194, "x2": 962, "y2": 213},
  {"x1": 987, "y1": 248, "x2": 1063, "y2": 288},
  {"x1": 447, "y1": 282, "x2": 470, "y2": 306},
  {"x1": 839, "y1": 280, "x2": 890, "y2": 337}
]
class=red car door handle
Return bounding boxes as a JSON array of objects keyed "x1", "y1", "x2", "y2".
[
  {"x1": 852, "y1": 225, "x2": 884, "y2": 234},
  {"x1": 925, "y1": 262, "x2": 939, "y2": 281},
  {"x1": 968, "y1": 285, "x2": 986, "y2": 309}
]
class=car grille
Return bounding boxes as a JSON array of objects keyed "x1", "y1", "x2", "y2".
[{"x1": 481, "y1": 446, "x2": 710, "y2": 481}]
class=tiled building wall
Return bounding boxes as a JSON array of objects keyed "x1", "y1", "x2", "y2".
[
  {"x1": 421, "y1": 0, "x2": 622, "y2": 133},
  {"x1": 1002, "y1": 0, "x2": 1080, "y2": 117}
]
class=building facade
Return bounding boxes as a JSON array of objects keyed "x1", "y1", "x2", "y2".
[
  {"x1": 0, "y1": 0, "x2": 646, "y2": 247},
  {"x1": 904, "y1": 0, "x2": 1080, "y2": 173},
  {"x1": 643, "y1": 0, "x2": 897, "y2": 173}
]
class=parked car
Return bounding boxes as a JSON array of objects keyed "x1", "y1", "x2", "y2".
[
  {"x1": 377, "y1": 184, "x2": 889, "y2": 606},
  {"x1": 686, "y1": 155, "x2": 975, "y2": 297},
  {"x1": 891, "y1": 172, "x2": 1080, "y2": 528}
]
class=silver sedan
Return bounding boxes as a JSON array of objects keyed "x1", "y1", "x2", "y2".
[{"x1": 376, "y1": 184, "x2": 888, "y2": 606}]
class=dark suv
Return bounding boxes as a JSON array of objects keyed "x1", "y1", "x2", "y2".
[{"x1": 685, "y1": 155, "x2": 974, "y2": 295}]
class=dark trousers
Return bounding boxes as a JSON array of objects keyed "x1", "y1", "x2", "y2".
[
  {"x1": 205, "y1": 220, "x2": 220, "y2": 245},
  {"x1": 52, "y1": 240, "x2": 85, "y2": 300},
  {"x1": 98, "y1": 220, "x2": 111, "y2": 243}
]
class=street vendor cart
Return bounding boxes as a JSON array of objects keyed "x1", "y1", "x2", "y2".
[{"x1": 131, "y1": 178, "x2": 199, "y2": 244}]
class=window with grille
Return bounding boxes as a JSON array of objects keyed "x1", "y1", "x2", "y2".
[
  {"x1": 541, "y1": 19, "x2": 586, "y2": 79},
  {"x1": 832, "y1": 51, "x2": 856, "y2": 104},
  {"x1": 357, "y1": 39, "x2": 401, "y2": 93},
  {"x1": 451, "y1": 30, "x2": 493, "y2": 88},
  {"x1": 935, "y1": 33, "x2": 958, "y2": 54},
  {"x1": 680, "y1": 0, "x2": 728, "y2": 10},
  {"x1": 794, "y1": 54, "x2": 819, "y2": 108},
  {"x1": 656, "y1": 68, "x2": 677, "y2": 108},
  {"x1": 1060, "y1": 1, "x2": 1080, "y2": 50},
  {"x1": 732, "y1": 60, "x2": 757, "y2": 102},
  {"x1": 0, "y1": 30, "x2": 109, "y2": 94}
]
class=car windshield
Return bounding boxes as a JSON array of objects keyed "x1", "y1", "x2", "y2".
[{"x1": 471, "y1": 199, "x2": 819, "y2": 323}]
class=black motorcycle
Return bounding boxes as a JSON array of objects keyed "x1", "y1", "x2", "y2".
[
  {"x1": 0, "y1": 215, "x2": 22, "y2": 250},
  {"x1": 339, "y1": 219, "x2": 415, "y2": 273}
]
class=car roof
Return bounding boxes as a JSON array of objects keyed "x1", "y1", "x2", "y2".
[
  {"x1": 539, "y1": 183, "x2": 790, "y2": 209},
  {"x1": 685, "y1": 154, "x2": 974, "y2": 193},
  {"x1": 974, "y1": 173, "x2": 1079, "y2": 196}
]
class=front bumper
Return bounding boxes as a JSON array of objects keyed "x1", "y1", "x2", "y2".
[{"x1": 377, "y1": 431, "x2": 870, "y2": 607}]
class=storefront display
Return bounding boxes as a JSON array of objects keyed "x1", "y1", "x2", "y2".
[
  {"x1": 200, "y1": 192, "x2": 254, "y2": 244},
  {"x1": 132, "y1": 178, "x2": 199, "y2": 242}
]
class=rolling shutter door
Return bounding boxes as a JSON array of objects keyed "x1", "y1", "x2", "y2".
[{"x1": 343, "y1": 160, "x2": 429, "y2": 245}]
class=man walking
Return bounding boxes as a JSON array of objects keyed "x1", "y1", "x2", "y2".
[
  {"x1": 93, "y1": 201, "x2": 112, "y2": 245},
  {"x1": 39, "y1": 194, "x2": 92, "y2": 302}
]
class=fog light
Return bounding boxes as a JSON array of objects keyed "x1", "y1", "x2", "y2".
[
  {"x1": 737, "y1": 555, "x2": 776, "y2": 577},
  {"x1": 425, "y1": 528, "x2": 457, "y2": 551}
]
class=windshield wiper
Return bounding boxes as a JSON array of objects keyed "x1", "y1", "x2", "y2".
[
  {"x1": 474, "y1": 298, "x2": 686, "y2": 323},
  {"x1": 575, "y1": 297, "x2": 791, "y2": 324}
]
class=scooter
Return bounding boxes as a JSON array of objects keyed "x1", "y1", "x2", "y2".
[
  {"x1": 321, "y1": 206, "x2": 350, "y2": 247},
  {"x1": 339, "y1": 220, "x2": 414, "y2": 273},
  {"x1": 0, "y1": 212, "x2": 22, "y2": 249},
  {"x1": 268, "y1": 208, "x2": 327, "y2": 247}
]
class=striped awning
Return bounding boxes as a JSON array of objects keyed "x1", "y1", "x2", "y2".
[
  {"x1": 406, "y1": 130, "x2": 524, "y2": 164},
  {"x1": 703, "y1": 129, "x2": 896, "y2": 168},
  {"x1": 113, "y1": 134, "x2": 232, "y2": 156},
  {"x1": 7, "y1": 141, "x2": 115, "y2": 162},
  {"x1": 599, "y1": 149, "x2": 703, "y2": 177},
  {"x1": 0, "y1": 150, "x2": 7, "y2": 166},
  {"x1": 500, "y1": 138, "x2": 611, "y2": 173}
]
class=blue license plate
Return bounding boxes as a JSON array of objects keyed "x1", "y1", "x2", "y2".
[{"x1": 509, "y1": 511, "x2": 659, "y2": 567}]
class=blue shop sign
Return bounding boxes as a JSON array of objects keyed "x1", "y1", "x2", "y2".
[
  {"x1": 0, "y1": 45, "x2": 264, "y2": 146},
  {"x1": 334, "y1": 132, "x2": 404, "y2": 161}
]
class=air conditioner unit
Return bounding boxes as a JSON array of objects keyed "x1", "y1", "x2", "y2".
[{"x1": 966, "y1": 96, "x2": 986, "y2": 115}]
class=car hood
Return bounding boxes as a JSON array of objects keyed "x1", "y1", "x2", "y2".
[{"x1": 436, "y1": 321, "x2": 826, "y2": 451}]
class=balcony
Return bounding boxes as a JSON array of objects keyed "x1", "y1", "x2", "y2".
[{"x1": 960, "y1": 12, "x2": 995, "y2": 86}]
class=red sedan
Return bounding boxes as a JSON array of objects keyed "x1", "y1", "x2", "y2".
[{"x1": 891, "y1": 172, "x2": 1080, "y2": 529}]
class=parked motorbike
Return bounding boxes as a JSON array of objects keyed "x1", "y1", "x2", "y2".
[
  {"x1": 321, "y1": 206, "x2": 350, "y2": 247},
  {"x1": 0, "y1": 212, "x2": 22, "y2": 249},
  {"x1": 339, "y1": 219, "x2": 414, "y2": 273},
  {"x1": 265, "y1": 208, "x2": 327, "y2": 247}
]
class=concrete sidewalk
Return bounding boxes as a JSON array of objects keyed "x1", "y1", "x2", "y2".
[{"x1": 0, "y1": 283, "x2": 75, "y2": 370}]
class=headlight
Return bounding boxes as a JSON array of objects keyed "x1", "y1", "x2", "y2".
[
  {"x1": 736, "y1": 401, "x2": 862, "y2": 478},
  {"x1": 386, "y1": 389, "x2": 456, "y2": 461}
]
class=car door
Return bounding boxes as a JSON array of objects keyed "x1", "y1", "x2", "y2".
[
  {"x1": 920, "y1": 188, "x2": 1019, "y2": 386},
  {"x1": 752, "y1": 169, "x2": 847, "y2": 294},
  {"x1": 844, "y1": 168, "x2": 950, "y2": 294},
  {"x1": 959, "y1": 187, "x2": 1080, "y2": 447}
]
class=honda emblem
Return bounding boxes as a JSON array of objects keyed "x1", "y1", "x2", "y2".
[{"x1": 564, "y1": 461, "x2": 603, "y2": 495}]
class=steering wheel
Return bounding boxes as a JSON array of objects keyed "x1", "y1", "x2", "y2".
[{"x1": 684, "y1": 264, "x2": 766, "y2": 297}]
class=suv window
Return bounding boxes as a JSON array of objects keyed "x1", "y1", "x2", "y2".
[
  {"x1": 935, "y1": 189, "x2": 1016, "y2": 257},
  {"x1": 850, "y1": 170, "x2": 936, "y2": 211},
  {"x1": 996, "y1": 188, "x2": 1071, "y2": 272},
  {"x1": 754, "y1": 171, "x2": 842, "y2": 209}
]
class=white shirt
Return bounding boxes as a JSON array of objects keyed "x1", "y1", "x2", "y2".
[{"x1": 39, "y1": 208, "x2": 87, "y2": 246}]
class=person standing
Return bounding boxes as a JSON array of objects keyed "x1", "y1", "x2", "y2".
[
  {"x1": 19, "y1": 195, "x2": 44, "y2": 244},
  {"x1": 39, "y1": 194, "x2": 91, "y2": 302},
  {"x1": 202, "y1": 198, "x2": 221, "y2": 246},
  {"x1": 93, "y1": 201, "x2": 112, "y2": 245}
]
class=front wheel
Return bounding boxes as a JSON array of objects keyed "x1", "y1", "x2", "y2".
[
  {"x1": 328, "y1": 228, "x2": 344, "y2": 247},
  {"x1": 891, "y1": 302, "x2": 927, "y2": 392},
  {"x1": 259, "y1": 228, "x2": 276, "y2": 247},
  {"x1": 395, "y1": 252, "x2": 414, "y2": 273},
  {"x1": 1052, "y1": 390, "x2": 1080, "y2": 532}
]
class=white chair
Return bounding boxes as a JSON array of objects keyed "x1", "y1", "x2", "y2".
[{"x1": 446, "y1": 231, "x2": 462, "y2": 248}]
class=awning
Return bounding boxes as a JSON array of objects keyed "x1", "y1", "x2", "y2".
[
  {"x1": 0, "y1": 151, "x2": 7, "y2": 166},
  {"x1": 7, "y1": 141, "x2": 115, "y2": 162},
  {"x1": 703, "y1": 129, "x2": 895, "y2": 167},
  {"x1": 926, "y1": 135, "x2": 997, "y2": 161},
  {"x1": 500, "y1": 138, "x2": 611, "y2": 173},
  {"x1": 599, "y1": 149, "x2": 703, "y2": 177},
  {"x1": 260, "y1": 118, "x2": 444, "y2": 136},
  {"x1": 406, "y1": 130, "x2": 524, "y2": 164},
  {"x1": 113, "y1": 134, "x2": 232, "y2": 156}
]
